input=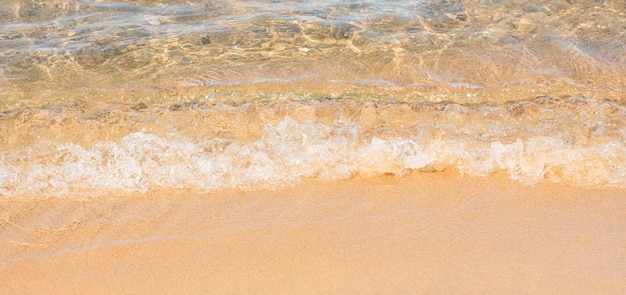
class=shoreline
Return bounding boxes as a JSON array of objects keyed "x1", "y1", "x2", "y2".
[
  {"x1": 3, "y1": 81, "x2": 625, "y2": 113},
  {"x1": 1, "y1": 171, "x2": 625, "y2": 294}
]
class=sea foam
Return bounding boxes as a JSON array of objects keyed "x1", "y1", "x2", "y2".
[{"x1": 1, "y1": 97, "x2": 625, "y2": 197}]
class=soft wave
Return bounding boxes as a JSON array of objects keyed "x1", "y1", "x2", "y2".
[{"x1": 1, "y1": 97, "x2": 625, "y2": 197}]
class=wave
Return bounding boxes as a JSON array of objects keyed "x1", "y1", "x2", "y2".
[{"x1": 1, "y1": 96, "x2": 625, "y2": 197}]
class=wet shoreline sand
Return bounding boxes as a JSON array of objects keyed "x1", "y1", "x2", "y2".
[{"x1": 2, "y1": 171, "x2": 625, "y2": 294}]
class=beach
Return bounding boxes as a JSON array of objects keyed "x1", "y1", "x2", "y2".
[
  {"x1": 2, "y1": 171, "x2": 624, "y2": 294},
  {"x1": 1, "y1": 1, "x2": 626, "y2": 293}
]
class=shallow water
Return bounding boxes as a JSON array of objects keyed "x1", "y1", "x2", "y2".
[
  {"x1": 1, "y1": 0, "x2": 625, "y2": 197},
  {"x1": 2, "y1": 0, "x2": 625, "y2": 107}
]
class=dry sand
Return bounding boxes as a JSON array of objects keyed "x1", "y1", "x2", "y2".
[{"x1": 1, "y1": 171, "x2": 625, "y2": 294}]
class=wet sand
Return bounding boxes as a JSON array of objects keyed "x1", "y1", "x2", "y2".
[{"x1": 1, "y1": 171, "x2": 625, "y2": 294}]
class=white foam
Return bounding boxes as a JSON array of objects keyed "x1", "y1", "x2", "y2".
[{"x1": 2, "y1": 113, "x2": 626, "y2": 198}]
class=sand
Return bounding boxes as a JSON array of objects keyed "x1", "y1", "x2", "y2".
[{"x1": 1, "y1": 171, "x2": 625, "y2": 294}]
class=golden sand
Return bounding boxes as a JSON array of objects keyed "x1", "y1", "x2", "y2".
[{"x1": 1, "y1": 171, "x2": 624, "y2": 294}]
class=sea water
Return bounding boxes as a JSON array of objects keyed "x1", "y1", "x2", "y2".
[{"x1": 1, "y1": 0, "x2": 625, "y2": 197}]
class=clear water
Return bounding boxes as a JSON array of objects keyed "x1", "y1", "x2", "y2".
[{"x1": 1, "y1": 0, "x2": 625, "y2": 197}]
